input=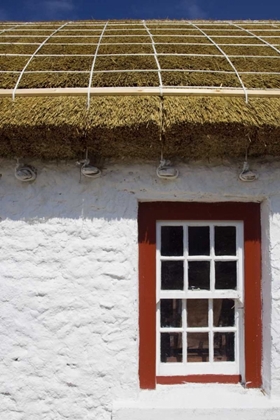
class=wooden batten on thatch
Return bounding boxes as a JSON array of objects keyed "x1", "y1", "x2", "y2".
[{"x1": 0, "y1": 20, "x2": 279, "y2": 160}]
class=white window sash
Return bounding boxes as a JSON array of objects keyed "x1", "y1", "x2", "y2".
[{"x1": 156, "y1": 221, "x2": 244, "y2": 377}]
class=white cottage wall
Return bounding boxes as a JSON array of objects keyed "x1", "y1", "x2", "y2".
[{"x1": 0, "y1": 159, "x2": 280, "y2": 420}]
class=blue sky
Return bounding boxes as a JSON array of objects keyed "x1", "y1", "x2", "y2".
[{"x1": 0, "y1": 0, "x2": 279, "y2": 21}]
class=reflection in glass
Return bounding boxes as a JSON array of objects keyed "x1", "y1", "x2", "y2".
[
  {"x1": 161, "y1": 261, "x2": 184, "y2": 290},
  {"x1": 161, "y1": 299, "x2": 182, "y2": 327},
  {"x1": 214, "y1": 332, "x2": 235, "y2": 362},
  {"x1": 189, "y1": 226, "x2": 210, "y2": 256},
  {"x1": 213, "y1": 299, "x2": 235, "y2": 327},
  {"x1": 161, "y1": 333, "x2": 182, "y2": 363},
  {"x1": 188, "y1": 261, "x2": 210, "y2": 290},
  {"x1": 187, "y1": 333, "x2": 209, "y2": 362},
  {"x1": 215, "y1": 262, "x2": 237, "y2": 290},
  {"x1": 187, "y1": 299, "x2": 208, "y2": 327},
  {"x1": 215, "y1": 226, "x2": 236, "y2": 256},
  {"x1": 161, "y1": 226, "x2": 183, "y2": 256}
]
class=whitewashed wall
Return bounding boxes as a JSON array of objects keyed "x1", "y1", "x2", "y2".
[{"x1": 0, "y1": 159, "x2": 280, "y2": 420}]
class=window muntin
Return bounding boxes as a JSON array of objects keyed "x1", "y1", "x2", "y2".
[{"x1": 156, "y1": 222, "x2": 244, "y2": 376}]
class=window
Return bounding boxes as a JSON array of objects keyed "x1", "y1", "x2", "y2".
[
  {"x1": 157, "y1": 222, "x2": 243, "y2": 377},
  {"x1": 138, "y1": 202, "x2": 261, "y2": 389}
]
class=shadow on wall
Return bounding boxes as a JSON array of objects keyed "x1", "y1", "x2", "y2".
[
  {"x1": 0, "y1": 162, "x2": 140, "y2": 222},
  {"x1": 0, "y1": 158, "x2": 274, "y2": 222}
]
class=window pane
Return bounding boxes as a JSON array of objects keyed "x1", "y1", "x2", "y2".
[
  {"x1": 213, "y1": 299, "x2": 235, "y2": 327},
  {"x1": 189, "y1": 226, "x2": 210, "y2": 256},
  {"x1": 187, "y1": 299, "x2": 208, "y2": 327},
  {"x1": 215, "y1": 262, "x2": 237, "y2": 290},
  {"x1": 161, "y1": 226, "x2": 183, "y2": 256},
  {"x1": 187, "y1": 333, "x2": 209, "y2": 362},
  {"x1": 214, "y1": 332, "x2": 235, "y2": 362},
  {"x1": 188, "y1": 261, "x2": 210, "y2": 290},
  {"x1": 161, "y1": 299, "x2": 182, "y2": 327},
  {"x1": 161, "y1": 333, "x2": 182, "y2": 363},
  {"x1": 215, "y1": 226, "x2": 236, "y2": 256},
  {"x1": 161, "y1": 261, "x2": 184, "y2": 290}
]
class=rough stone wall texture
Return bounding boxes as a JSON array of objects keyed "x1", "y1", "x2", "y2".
[{"x1": 0, "y1": 159, "x2": 280, "y2": 419}]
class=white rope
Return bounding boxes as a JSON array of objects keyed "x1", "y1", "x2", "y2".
[
  {"x1": 2, "y1": 41, "x2": 279, "y2": 48},
  {"x1": 4, "y1": 33, "x2": 280, "y2": 40},
  {"x1": 2, "y1": 52, "x2": 279, "y2": 59},
  {"x1": 12, "y1": 22, "x2": 71, "y2": 100},
  {"x1": 2, "y1": 70, "x2": 90, "y2": 73},
  {"x1": 142, "y1": 20, "x2": 163, "y2": 94},
  {"x1": 8, "y1": 26, "x2": 277, "y2": 33},
  {"x1": 230, "y1": 22, "x2": 280, "y2": 55},
  {"x1": 188, "y1": 22, "x2": 248, "y2": 103},
  {"x1": 241, "y1": 71, "x2": 280, "y2": 75},
  {"x1": 0, "y1": 22, "x2": 30, "y2": 35},
  {"x1": 0, "y1": 52, "x2": 224, "y2": 58},
  {"x1": 87, "y1": 21, "x2": 108, "y2": 109},
  {"x1": 6, "y1": 34, "x2": 280, "y2": 39},
  {"x1": 11, "y1": 27, "x2": 272, "y2": 33},
  {"x1": 1, "y1": 21, "x2": 278, "y2": 29},
  {"x1": 4, "y1": 21, "x2": 272, "y2": 27},
  {"x1": 145, "y1": 21, "x2": 276, "y2": 27},
  {"x1": 0, "y1": 43, "x2": 41, "y2": 45},
  {"x1": 9, "y1": 28, "x2": 102, "y2": 33},
  {"x1": 2, "y1": 69, "x2": 233, "y2": 74},
  {"x1": 3, "y1": 69, "x2": 279, "y2": 75}
]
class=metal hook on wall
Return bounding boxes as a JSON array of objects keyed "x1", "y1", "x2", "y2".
[
  {"x1": 76, "y1": 149, "x2": 101, "y2": 181},
  {"x1": 239, "y1": 136, "x2": 258, "y2": 182}
]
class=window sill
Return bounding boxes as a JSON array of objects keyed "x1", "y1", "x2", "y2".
[
  {"x1": 113, "y1": 383, "x2": 280, "y2": 420},
  {"x1": 157, "y1": 374, "x2": 240, "y2": 384}
]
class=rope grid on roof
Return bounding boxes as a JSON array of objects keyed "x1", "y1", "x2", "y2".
[
  {"x1": 0, "y1": 20, "x2": 279, "y2": 103},
  {"x1": 142, "y1": 20, "x2": 163, "y2": 95},
  {"x1": 12, "y1": 21, "x2": 71, "y2": 100},
  {"x1": 189, "y1": 21, "x2": 248, "y2": 102},
  {"x1": 87, "y1": 21, "x2": 108, "y2": 108},
  {"x1": 0, "y1": 22, "x2": 31, "y2": 35},
  {"x1": 230, "y1": 22, "x2": 280, "y2": 55}
]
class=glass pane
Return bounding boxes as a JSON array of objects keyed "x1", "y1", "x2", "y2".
[
  {"x1": 215, "y1": 262, "x2": 237, "y2": 290},
  {"x1": 214, "y1": 332, "x2": 235, "y2": 362},
  {"x1": 187, "y1": 299, "x2": 208, "y2": 327},
  {"x1": 161, "y1": 261, "x2": 184, "y2": 290},
  {"x1": 213, "y1": 299, "x2": 235, "y2": 327},
  {"x1": 187, "y1": 333, "x2": 209, "y2": 362},
  {"x1": 189, "y1": 226, "x2": 210, "y2": 256},
  {"x1": 188, "y1": 261, "x2": 210, "y2": 290},
  {"x1": 215, "y1": 226, "x2": 236, "y2": 256},
  {"x1": 161, "y1": 299, "x2": 182, "y2": 327},
  {"x1": 161, "y1": 226, "x2": 183, "y2": 256},
  {"x1": 161, "y1": 333, "x2": 182, "y2": 363}
]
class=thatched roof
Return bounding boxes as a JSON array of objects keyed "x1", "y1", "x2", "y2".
[{"x1": 0, "y1": 20, "x2": 279, "y2": 160}]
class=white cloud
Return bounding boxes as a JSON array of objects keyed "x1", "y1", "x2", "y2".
[
  {"x1": 43, "y1": 0, "x2": 75, "y2": 14},
  {"x1": 177, "y1": 0, "x2": 208, "y2": 19},
  {"x1": 25, "y1": 0, "x2": 76, "y2": 20}
]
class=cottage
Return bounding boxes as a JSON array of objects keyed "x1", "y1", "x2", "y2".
[{"x1": 0, "y1": 19, "x2": 280, "y2": 420}]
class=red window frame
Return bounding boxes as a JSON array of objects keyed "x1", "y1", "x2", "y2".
[{"x1": 138, "y1": 202, "x2": 261, "y2": 389}]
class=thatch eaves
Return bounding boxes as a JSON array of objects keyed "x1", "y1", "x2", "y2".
[{"x1": 0, "y1": 20, "x2": 279, "y2": 160}]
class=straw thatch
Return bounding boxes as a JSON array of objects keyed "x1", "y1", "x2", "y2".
[
  {"x1": 0, "y1": 95, "x2": 279, "y2": 160},
  {"x1": 0, "y1": 20, "x2": 279, "y2": 160}
]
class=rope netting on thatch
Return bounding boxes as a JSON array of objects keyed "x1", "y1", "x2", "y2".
[
  {"x1": 0, "y1": 20, "x2": 280, "y2": 160},
  {"x1": 0, "y1": 20, "x2": 280, "y2": 91}
]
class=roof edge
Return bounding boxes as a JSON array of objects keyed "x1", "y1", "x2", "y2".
[{"x1": 1, "y1": 87, "x2": 280, "y2": 99}]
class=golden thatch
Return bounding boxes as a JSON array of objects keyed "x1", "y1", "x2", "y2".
[{"x1": 0, "y1": 20, "x2": 279, "y2": 160}]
